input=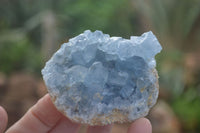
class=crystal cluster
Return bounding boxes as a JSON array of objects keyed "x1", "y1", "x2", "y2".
[{"x1": 42, "y1": 30, "x2": 162, "y2": 125}]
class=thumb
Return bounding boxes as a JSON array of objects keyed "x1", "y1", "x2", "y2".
[{"x1": 0, "y1": 106, "x2": 8, "y2": 133}]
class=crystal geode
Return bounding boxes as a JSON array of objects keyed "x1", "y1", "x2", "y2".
[{"x1": 42, "y1": 30, "x2": 162, "y2": 125}]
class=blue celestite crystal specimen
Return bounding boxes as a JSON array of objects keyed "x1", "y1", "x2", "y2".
[{"x1": 42, "y1": 30, "x2": 162, "y2": 125}]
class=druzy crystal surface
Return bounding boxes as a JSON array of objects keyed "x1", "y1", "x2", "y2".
[{"x1": 42, "y1": 30, "x2": 162, "y2": 125}]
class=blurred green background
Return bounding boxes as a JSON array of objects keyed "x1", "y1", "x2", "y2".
[{"x1": 0, "y1": 0, "x2": 200, "y2": 133}]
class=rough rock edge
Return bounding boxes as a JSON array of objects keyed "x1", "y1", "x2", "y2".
[{"x1": 47, "y1": 68, "x2": 159, "y2": 125}]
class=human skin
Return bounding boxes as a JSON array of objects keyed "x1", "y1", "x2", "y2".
[{"x1": 0, "y1": 94, "x2": 152, "y2": 133}]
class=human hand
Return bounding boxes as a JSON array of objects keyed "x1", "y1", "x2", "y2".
[{"x1": 0, "y1": 94, "x2": 152, "y2": 133}]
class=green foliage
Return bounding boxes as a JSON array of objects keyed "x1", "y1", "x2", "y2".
[
  {"x1": 58, "y1": 0, "x2": 138, "y2": 38},
  {"x1": 133, "y1": 0, "x2": 200, "y2": 49},
  {"x1": 156, "y1": 50, "x2": 185, "y2": 97},
  {"x1": 172, "y1": 88, "x2": 200, "y2": 132},
  {"x1": 0, "y1": 0, "x2": 142, "y2": 75},
  {"x1": 0, "y1": 39, "x2": 28, "y2": 73},
  {"x1": 0, "y1": 38, "x2": 42, "y2": 74}
]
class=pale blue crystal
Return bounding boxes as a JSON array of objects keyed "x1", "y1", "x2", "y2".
[{"x1": 42, "y1": 30, "x2": 162, "y2": 125}]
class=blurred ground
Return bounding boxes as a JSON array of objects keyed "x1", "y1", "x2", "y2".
[
  {"x1": 0, "y1": 0, "x2": 200, "y2": 132},
  {"x1": 0, "y1": 72, "x2": 182, "y2": 133}
]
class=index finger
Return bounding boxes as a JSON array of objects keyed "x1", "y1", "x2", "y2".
[
  {"x1": 127, "y1": 118, "x2": 152, "y2": 133},
  {"x1": 6, "y1": 94, "x2": 80, "y2": 133}
]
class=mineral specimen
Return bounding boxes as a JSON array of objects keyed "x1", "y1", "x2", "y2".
[{"x1": 42, "y1": 30, "x2": 162, "y2": 125}]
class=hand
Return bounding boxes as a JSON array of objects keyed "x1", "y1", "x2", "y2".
[{"x1": 0, "y1": 94, "x2": 152, "y2": 133}]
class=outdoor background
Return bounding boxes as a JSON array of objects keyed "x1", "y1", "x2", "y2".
[{"x1": 0, "y1": 0, "x2": 200, "y2": 133}]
